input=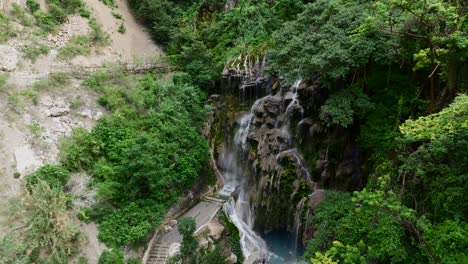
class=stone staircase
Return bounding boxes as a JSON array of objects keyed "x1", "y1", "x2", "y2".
[{"x1": 146, "y1": 243, "x2": 170, "y2": 264}]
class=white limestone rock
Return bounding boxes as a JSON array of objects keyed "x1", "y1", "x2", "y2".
[{"x1": 0, "y1": 45, "x2": 19, "y2": 72}]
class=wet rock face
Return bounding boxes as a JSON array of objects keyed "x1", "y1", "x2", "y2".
[{"x1": 212, "y1": 75, "x2": 364, "y2": 242}]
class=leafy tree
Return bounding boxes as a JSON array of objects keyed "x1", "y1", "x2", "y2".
[
  {"x1": 98, "y1": 249, "x2": 125, "y2": 264},
  {"x1": 398, "y1": 94, "x2": 468, "y2": 221},
  {"x1": 369, "y1": 0, "x2": 467, "y2": 111},
  {"x1": 178, "y1": 217, "x2": 198, "y2": 261}
]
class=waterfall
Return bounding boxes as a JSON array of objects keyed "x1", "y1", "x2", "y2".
[
  {"x1": 221, "y1": 97, "x2": 270, "y2": 263},
  {"x1": 286, "y1": 79, "x2": 303, "y2": 115},
  {"x1": 293, "y1": 197, "x2": 307, "y2": 253}
]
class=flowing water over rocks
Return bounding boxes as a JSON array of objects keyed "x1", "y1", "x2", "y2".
[{"x1": 214, "y1": 77, "x2": 320, "y2": 263}]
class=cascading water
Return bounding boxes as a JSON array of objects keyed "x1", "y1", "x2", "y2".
[
  {"x1": 286, "y1": 79, "x2": 303, "y2": 116},
  {"x1": 221, "y1": 100, "x2": 270, "y2": 263},
  {"x1": 216, "y1": 79, "x2": 314, "y2": 264}
]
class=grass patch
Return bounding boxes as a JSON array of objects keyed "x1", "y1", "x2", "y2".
[
  {"x1": 69, "y1": 96, "x2": 83, "y2": 110},
  {"x1": 118, "y1": 23, "x2": 126, "y2": 34},
  {"x1": 100, "y1": 0, "x2": 118, "y2": 8},
  {"x1": 29, "y1": 121, "x2": 43, "y2": 139},
  {"x1": 79, "y1": 8, "x2": 91, "y2": 18},
  {"x1": 0, "y1": 74, "x2": 8, "y2": 93},
  {"x1": 19, "y1": 89, "x2": 40, "y2": 105},
  {"x1": 23, "y1": 44, "x2": 50, "y2": 62},
  {"x1": 33, "y1": 72, "x2": 71, "y2": 91},
  {"x1": 112, "y1": 12, "x2": 123, "y2": 20},
  {"x1": 11, "y1": 3, "x2": 35, "y2": 26},
  {"x1": 59, "y1": 19, "x2": 109, "y2": 59},
  {"x1": 0, "y1": 12, "x2": 17, "y2": 42},
  {"x1": 59, "y1": 35, "x2": 92, "y2": 59},
  {"x1": 26, "y1": 0, "x2": 41, "y2": 13}
]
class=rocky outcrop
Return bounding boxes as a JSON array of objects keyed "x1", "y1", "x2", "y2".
[
  {"x1": 0, "y1": 45, "x2": 19, "y2": 72},
  {"x1": 211, "y1": 74, "x2": 364, "y2": 246}
]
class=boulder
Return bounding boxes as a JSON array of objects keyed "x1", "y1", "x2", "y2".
[
  {"x1": 169, "y1": 219, "x2": 178, "y2": 227},
  {"x1": 199, "y1": 237, "x2": 209, "y2": 249},
  {"x1": 162, "y1": 225, "x2": 172, "y2": 233},
  {"x1": 227, "y1": 253, "x2": 238, "y2": 264},
  {"x1": 14, "y1": 145, "x2": 43, "y2": 175},
  {"x1": 168, "y1": 243, "x2": 180, "y2": 258},
  {"x1": 207, "y1": 221, "x2": 225, "y2": 240},
  {"x1": 0, "y1": 45, "x2": 19, "y2": 72}
]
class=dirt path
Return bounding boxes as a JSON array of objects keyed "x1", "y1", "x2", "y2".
[{"x1": 82, "y1": 0, "x2": 163, "y2": 61}]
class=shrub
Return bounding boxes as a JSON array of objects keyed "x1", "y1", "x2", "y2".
[
  {"x1": 23, "y1": 44, "x2": 50, "y2": 62},
  {"x1": 98, "y1": 249, "x2": 124, "y2": 264},
  {"x1": 59, "y1": 35, "x2": 92, "y2": 59},
  {"x1": 100, "y1": 0, "x2": 118, "y2": 8},
  {"x1": 0, "y1": 13, "x2": 17, "y2": 42},
  {"x1": 97, "y1": 202, "x2": 163, "y2": 247},
  {"x1": 11, "y1": 3, "x2": 34, "y2": 26},
  {"x1": 13, "y1": 172, "x2": 21, "y2": 178},
  {"x1": 118, "y1": 23, "x2": 126, "y2": 34},
  {"x1": 33, "y1": 72, "x2": 71, "y2": 91},
  {"x1": 26, "y1": 0, "x2": 40, "y2": 13},
  {"x1": 79, "y1": 8, "x2": 91, "y2": 18},
  {"x1": 12, "y1": 180, "x2": 82, "y2": 263},
  {"x1": 88, "y1": 18, "x2": 109, "y2": 46},
  {"x1": 112, "y1": 12, "x2": 123, "y2": 20},
  {"x1": 34, "y1": 10, "x2": 57, "y2": 31},
  {"x1": 127, "y1": 257, "x2": 142, "y2": 264},
  {"x1": 26, "y1": 164, "x2": 71, "y2": 190},
  {"x1": 59, "y1": 128, "x2": 95, "y2": 171}
]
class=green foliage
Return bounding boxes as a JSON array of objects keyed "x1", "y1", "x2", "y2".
[
  {"x1": 400, "y1": 94, "x2": 468, "y2": 141},
  {"x1": 32, "y1": 72, "x2": 71, "y2": 91},
  {"x1": 118, "y1": 23, "x2": 126, "y2": 34},
  {"x1": 97, "y1": 202, "x2": 163, "y2": 247},
  {"x1": 195, "y1": 248, "x2": 227, "y2": 264},
  {"x1": 58, "y1": 35, "x2": 92, "y2": 59},
  {"x1": 222, "y1": 213, "x2": 243, "y2": 262},
  {"x1": 79, "y1": 8, "x2": 91, "y2": 18},
  {"x1": 112, "y1": 12, "x2": 123, "y2": 20},
  {"x1": 100, "y1": 0, "x2": 118, "y2": 8},
  {"x1": 59, "y1": 128, "x2": 95, "y2": 171},
  {"x1": 398, "y1": 95, "x2": 468, "y2": 222},
  {"x1": 62, "y1": 74, "x2": 208, "y2": 246},
  {"x1": 420, "y1": 220, "x2": 468, "y2": 263},
  {"x1": 58, "y1": 19, "x2": 109, "y2": 59},
  {"x1": 306, "y1": 184, "x2": 418, "y2": 263},
  {"x1": 0, "y1": 234, "x2": 29, "y2": 264},
  {"x1": 34, "y1": 0, "x2": 84, "y2": 31},
  {"x1": 26, "y1": 0, "x2": 41, "y2": 13},
  {"x1": 98, "y1": 249, "x2": 124, "y2": 264},
  {"x1": 0, "y1": 12, "x2": 17, "y2": 42},
  {"x1": 11, "y1": 3, "x2": 34, "y2": 26},
  {"x1": 178, "y1": 217, "x2": 198, "y2": 260},
  {"x1": 129, "y1": 0, "x2": 304, "y2": 89},
  {"x1": 23, "y1": 43, "x2": 50, "y2": 62},
  {"x1": 11, "y1": 180, "x2": 81, "y2": 263},
  {"x1": 320, "y1": 86, "x2": 373, "y2": 127},
  {"x1": 26, "y1": 164, "x2": 70, "y2": 190},
  {"x1": 88, "y1": 18, "x2": 110, "y2": 46},
  {"x1": 127, "y1": 257, "x2": 142, "y2": 264},
  {"x1": 34, "y1": 10, "x2": 57, "y2": 31},
  {"x1": 268, "y1": 0, "x2": 397, "y2": 80}
]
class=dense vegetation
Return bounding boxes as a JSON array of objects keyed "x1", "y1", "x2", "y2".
[
  {"x1": 61, "y1": 69, "x2": 209, "y2": 248},
  {"x1": 0, "y1": 0, "x2": 465, "y2": 263},
  {"x1": 127, "y1": 0, "x2": 467, "y2": 263}
]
